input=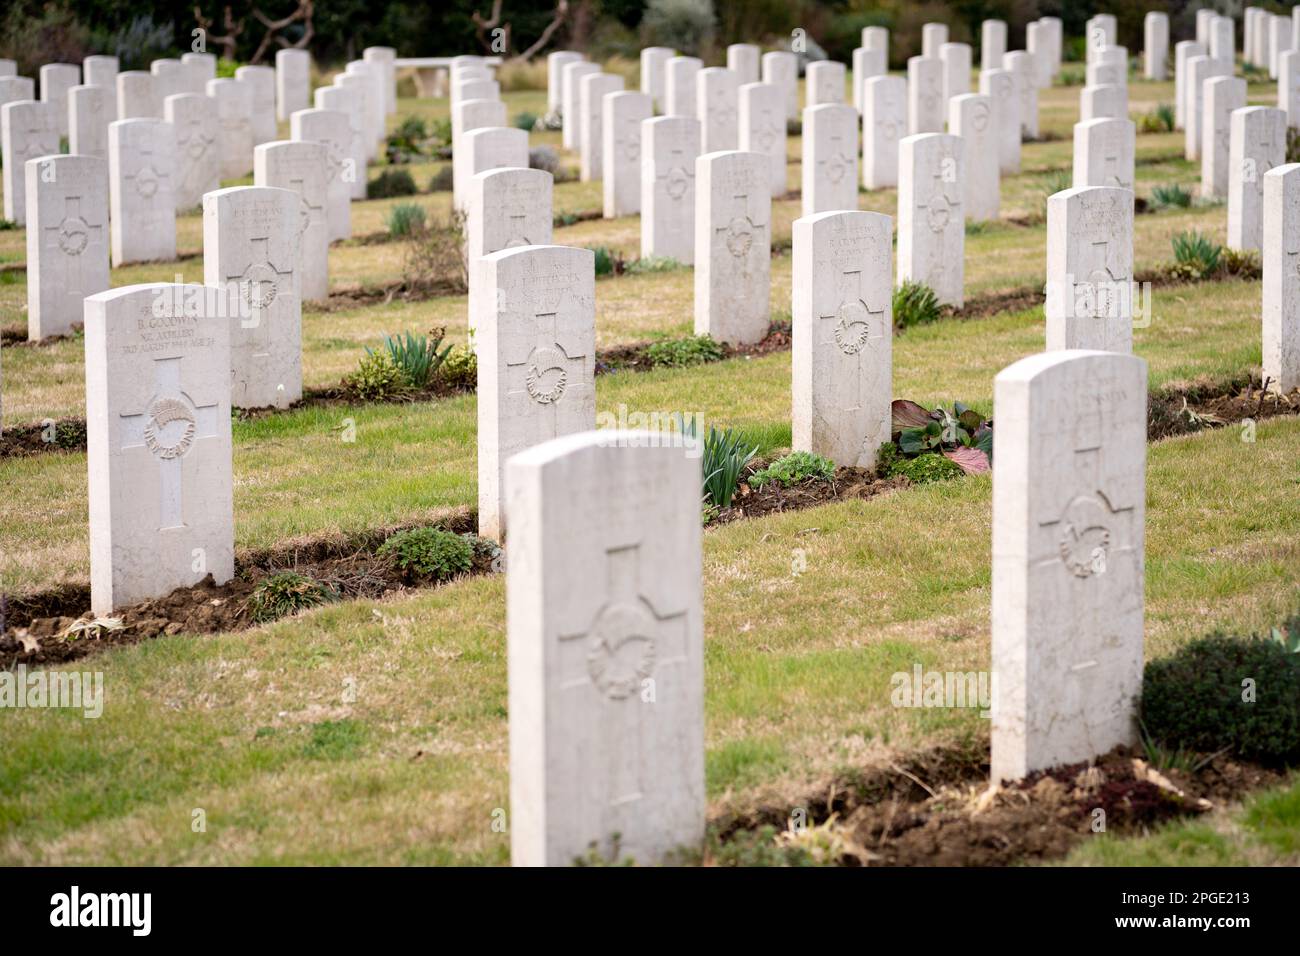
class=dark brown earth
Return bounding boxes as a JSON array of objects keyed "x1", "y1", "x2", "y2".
[{"x1": 709, "y1": 742, "x2": 1288, "y2": 866}]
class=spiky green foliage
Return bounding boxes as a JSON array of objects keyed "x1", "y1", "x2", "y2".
[
  {"x1": 377, "y1": 528, "x2": 475, "y2": 581},
  {"x1": 750, "y1": 451, "x2": 836, "y2": 489},
  {"x1": 247, "y1": 571, "x2": 338, "y2": 623}
]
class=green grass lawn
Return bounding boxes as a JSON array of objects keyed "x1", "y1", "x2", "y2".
[{"x1": 1, "y1": 73, "x2": 1298, "y2": 866}]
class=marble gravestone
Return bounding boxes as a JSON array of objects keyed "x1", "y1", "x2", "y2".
[
  {"x1": 150, "y1": 59, "x2": 186, "y2": 107},
  {"x1": 25, "y1": 154, "x2": 110, "y2": 340},
  {"x1": 452, "y1": 97, "x2": 507, "y2": 157},
  {"x1": 39, "y1": 62, "x2": 80, "y2": 137},
  {"x1": 1229, "y1": 106, "x2": 1286, "y2": 251},
  {"x1": 922, "y1": 23, "x2": 948, "y2": 58},
  {"x1": 638, "y1": 48, "x2": 671, "y2": 113},
  {"x1": 792, "y1": 209, "x2": 893, "y2": 468},
  {"x1": 2, "y1": 99, "x2": 59, "y2": 225},
  {"x1": 939, "y1": 42, "x2": 971, "y2": 104},
  {"x1": 69, "y1": 84, "x2": 110, "y2": 158},
  {"x1": 862, "y1": 75, "x2": 906, "y2": 189},
  {"x1": 203, "y1": 186, "x2": 302, "y2": 409},
  {"x1": 334, "y1": 72, "x2": 380, "y2": 161},
  {"x1": 116, "y1": 70, "x2": 156, "y2": 119},
  {"x1": 84, "y1": 54, "x2": 119, "y2": 117},
  {"x1": 254, "y1": 140, "x2": 330, "y2": 303},
  {"x1": 948, "y1": 93, "x2": 998, "y2": 222},
  {"x1": 235, "y1": 65, "x2": 277, "y2": 145},
  {"x1": 454, "y1": 126, "x2": 529, "y2": 215},
  {"x1": 991, "y1": 349, "x2": 1147, "y2": 784},
  {"x1": 664, "y1": 56, "x2": 702, "y2": 120},
  {"x1": 580, "y1": 72, "x2": 624, "y2": 182},
  {"x1": 727, "y1": 43, "x2": 760, "y2": 84},
  {"x1": 603, "y1": 91, "x2": 652, "y2": 218},
  {"x1": 1072, "y1": 118, "x2": 1135, "y2": 192},
  {"x1": 476, "y1": 244, "x2": 596, "y2": 543},
  {"x1": 291, "y1": 107, "x2": 354, "y2": 241},
  {"x1": 505, "y1": 431, "x2": 704, "y2": 867},
  {"x1": 738, "y1": 81, "x2": 787, "y2": 197},
  {"x1": 907, "y1": 56, "x2": 944, "y2": 134},
  {"x1": 802, "y1": 104, "x2": 858, "y2": 216},
  {"x1": 898, "y1": 133, "x2": 964, "y2": 307},
  {"x1": 852, "y1": 46, "x2": 886, "y2": 115},
  {"x1": 695, "y1": 150, "x2": 771, "y2": 344},
  {"x1": 315, "y1": 85, "x2": 366, "y2": 201},
  {"x1": 549, "y1": 50, "x2": 583, "y2": 115},
  {"x1": 208, "y1": 78, "x2": 254, "y2": 180},
  {"x1": 641, "y1": 116, "x2": 699, "y2": 265},
  {"x1": 181, "y1": 52, "x2": 216, "y2": 94},
  {"x1": 561, "y1": 61, "x2": 599, "y2": 149},
  {"x1": 1173, "y1": 41, "x2": 1206, "y2": 130},
  {"x1": 85, "y1": 282, "x2": 235, "y2": 617},
  {"x1": 1045, "y1": 186, "x2": 1134, "y2": 353},
  {"x1": 1263, "y1": 163, "x2": 1300, "y2": 393},
  {"x1": 1145, "y1": 11, "x2": 1169, "y2": 80},
  {"x1": 0, "y1": 75, "x2": 36, "y2": 113},
  {"x1": 165, "y1": 93, "x2": 220, "y2": 212},
  {"x1": 1080, "y1": 83, "x2": 1128, "y2": 122},
  {"x1": 1203, "y1": 76, "x2": 1247, "y2": 199},
  {"x1": 980, "y1": 68, "x2": 1021, "y2": 175},
  {"x1": 761, "y1": 50, "x2": 798, "y2": 120},
  {"x1": 982, "y1": 19, "x2": 1008, "y2": 71},
  {"x1": 1281, "y1": 50, "x2": 1300, "y2": 130},
  {"x1": 1003, "y1": 51, "x2": 1039, "y2": 139},
  {"x1": 276, "y1": 48, "x2": 311, "y2": 121},
  {"x1": 805, "y1": 61, "x2": 846, "y2": 108},
  {"x1": 362, "y1": 46, "x2": 397, "y2": 114},
  {"x1": 696, "y1": 67, "x2": 739, "y2": 154},
  {"x1": 108, "y1": 118, "x2": 176, "y2": 266},
  {"x1": 1184, "y1": 55, "x2": 1229, "y2": 161}
]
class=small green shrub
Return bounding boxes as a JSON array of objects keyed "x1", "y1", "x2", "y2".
[
  {"x1": 1142, "y1": 631, "x2": 1300, "y2": 763},
  {"x1": 1170, "y1": 229, "x2": 1222, "y2": 280},
  {"x1": 587, "y1": 245, "x2": 624, "y2": 276},
  {"x1": 750, "y1": 451, "x2": 836, "y2": 489},
  {"x1": 892, "y1": 280, "x2": 942, "y2": 330},
  {"x1": 343, "y1": 350, "x2": 410, "y2": 401},
  {"x1": 877, "y1": 444, "x2": 965, "y2": 483},
  {"x1": 386, "y1": 202, "x2": 427, "y2": 237},
  {"x1": 247, "y1": 571, "x2": 338, "y2": 623},
  {"x1": 645, "y1": 334, "x2": 725, "y2": 368},
  {"x1": 889, "y1": 398, "x2": 992, "y2": 474},
  {"x1": 377, "y1": 328, "x2": 452, "y2": 389},
  {"x1": 701, "y1": 425, "x2": 758, "y2": 509},
  {"x1": 0, "y1": 219, "x2": 17, "y2": 231},
  {"x1": 428, "y1": 166, "x2": 454, "y2": 192},
  {"x1": 438, "y1": 344, "x2": 477, "y2": 390},
  {"x1": 624, "y1": 255, "x2": 683, "y2": 274},
  {"x1": 386, "y1": 116, "x2": 430, "y2": 163},
  {"x1": 378, "y1": 527, "x2": 475, "y2": 581},
  {"x1": 367, "y1": 168, "x2": 418, "y2": 199},
  {"x1": 1221, "y1": 247, "x2": 1261, "y2": 278},
  {"x1": 513, "y1": 110, "x2": 539, "y2": 130},
  {"x1": 1150, "y1": 183, "x2": 1192, "y2": 210},
  {"x1": 1139, "y1": 103, "x2": 1176, "y2": 133}
]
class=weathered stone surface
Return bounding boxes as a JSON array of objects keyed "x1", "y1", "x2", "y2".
[
  {"x1": 761, "y1": 50, "x2": 798, "y2": 120},
  {"x1": 1045, "y1": 185, "x2": 1134, "y2": 352},
  {"x1": 990, "y1": 348, "x2": 1147, "y2": 783},
  {"x1": 315, "y1": 85, "x2": 366, "y2": 200},
  {"x1": 907, "y1": 55, "x2": 944, "y2": 134},
  {"x1": 207, "y1": 78, "x2": 254, "y2": 180},
  {"x1": 333, "y1": 72, "x2": 380, "y2": 162},
  {"x1": 254, "y1": 140, "x2": 329, "y2": 303},
  {"x1": 579, "y1": 72, "x2": 624, "y2": 181},
  {"x1": 203, "y1": 185, "x2": 302, "y2": 409},
  {"x1": 1263, "y1": 162, "x2": 1300, "y2": 393},
  {"x1": 637, "y1": 48, "x2": 671, "y2": 113},
  {"x1": 602, "y1": 91, "x2": 652, "y2": 217},
  {"x1": 738, "y1": 81, "x2": 786, "y2": 197},
  {"x1": 862, "y1": 75, "x2": 906, "y2": 189},
  {"x1": 165, "y1": 92, "x2": 220, "y2": 212},
  {"x1": 84, "y1": 282, "x2": 235, "y2": 616},
  {"x1": 792, "y1": 209, "x2": 892, "y2": 468},
  {"x1": 2, "y1": 99, "x2": 58, "y2": 225},
  {"x1": 25, "y1": 153, "x2": 109, "y2": 340},
  {"x1": 467, "y1": 166, "x2": 553, "y2": 261},
  {"x1": 1229, "y1": 106, "x2": 1287, "y2": 251},
  {"x1": 664, "y1": 56, "x2": 702, "y2": 119},
  {"x1": 949, "y1": 93, "x2": 999, "y2": 222},
  {"x1": 1072, "y1": 117, "x2": 1136, "y2": 193},
  {"x1": 641, "y1": 116, "x2": 699, "y2": 265},
  {"x1": 979, "y1": 67, "x2": 1021, "y2": 175},
  {"x1": 69, "y1": 84, "x2": 109, "y2": 158},
  {"x1": 806, "y1": 61, "x2": 846, "y2": 107},
  {"x1": 802, "y1": 103, "x2": 859, "y2": 216},
  {"x1": 898, "y1": 132, "x2": 964, "y2": 306},
  {"x1": 108, "y1": 117, "x2": 176, "y2": 266},
  {"x1": 561, "y1": 60, "x2": 599, "y2": 149},
  {"x1": 475, "y1": 244, "x2": 595, "y2": 542},
  {"x1": 1145, "y1": 11, "x2": 1169, "y2": 80},
  {"x1": 116, "y1": 70, "x2": 156, "y2": 119},
  {"x1": 290, "y1": 107, "x2": 353, "y2": 241},
  {"x1": 694, "y1": 150, "x2": 770, "y2": 344},
  {"x1": 1203, "y1": 76, "x2": 1247, "y2": 198},
  {"x1": 235, "y1": 64, "x2": 277, "y2": 145},
  {"x1": 505, "y1": 430, "x2": 704, "y2": 868},
  {"x1": 39, "y1": 62, "x2": 79, "y2": 137},
  {"x1": 454, "y1": 126, "x2": 529, "y2": 214},
  {"x1": 276, "y1": 48, "x2": 310, "y2": 121},
  {"x1": 696, "y1": 67, "x2": 738, "y2": 154}
]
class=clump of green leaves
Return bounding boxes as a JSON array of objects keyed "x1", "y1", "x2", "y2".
[
  {"x1": 624, "y1": 255, "x2": 683, "y2": 275},
  {"x1": 385, "y1": 116, "x2": 430, "y2": 163},
  {"x1": 586, "y1": 245, "x2": 624, "y2": 276},
  {"x1": 876, "y1": 443, "x2": 965, "y2": 484},
  {"x1": 343, "y1": 350, "x2": 410, "y2": 401},
  {"x1": 513, "y1": 110, "x2": 539, "y2": 131},
  {"x1": 1150, "y1": 183, "x2": 1192, "y2": 210},
  {"x1": 386, "y1": 202, "x2": 427, "y2": 237},
  {"x1": 246, "y1": 571, "x2": 338, "y2": 623},
  {"x1": 675, "y1": 415, "x2": 758, "y2": 510},
  {"x1": 367, "y1": 167, "x2": 418, "y2": 199},
  {"x1": 645, "y1": 334, "x2": 725, "y2": 368},
  {"x1": 428, "y1": 166, "x2": 453, "y2": 192},
  {"x1": 1221, "y1": 247, "x2": 1261, "y2": 278},
  {"x1": 1170, "y1": 229, "x2": 1222, "y2": 280},
  {"x1": 0, "y1": 218, "x2": 17, "y2": 231},
  {"x1": 1138, "y1": 103, "x2": 1175, "y2": 133},
  {"x1": 378, "y1": 527, "x2": 475, "y2": 582},
  {"x1": 438, "y1": 344, "x2": 477, "y2": 390},
  {"x1": 377, "y1": 328, "x2": 453, "y2": 389},
  {"x1": 892, "y1": 280, "x2": 942, "y2": 330},
  {"x1": 888, "y1": 398, "x2": 992, "y2": 475},
  {"x1": 750, "y1": 451, "x2": 836, "y2": 489}
]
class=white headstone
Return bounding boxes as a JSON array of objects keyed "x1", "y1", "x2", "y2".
[
  {"x1": 851, "y1": 46, "x2": 886, "y2": 114},
  {"x1": 117, "y1": 70, "x2": 156, "y2": 119},
  {"x1": 1174, "y1": 41, "x2": 1206, "y2": 131},
  {"x1": 235, "y1": 64, "x2": 277, "y2": 145},
  {"x1": 580, "y1": 72, "x2": 624, "y2": 181},
  {"x1": 25, "y1": 154, "x2": 109, "y2": 340},
  {"x1": 165, "y1": 92, "x2": 220, "y2": 212},
  {"x1": 203, "y1": 185, "x2": 302, "y2": 409},
  {"x1": 940, "y1": 42, "x2": 972, "y2": 104},
  {"x1": 505, "y1": 430, "x2": 704, "y2": 867},
  {"x1": 0, "y1": 75, "x2": 36, "y2": 112},
  {"x1": 1185, "y1": 55, "x2": 1230, "y2": 160},
  {"x1": 276, "y1": 48, "x2": 311, "y2": 122},
  {"x1": 2, "y1": 99, "x2": 58, "y2": 225},
  {"x1": 85, "y1": 282, "x2": 235, "y2": 617},
  {"x1": 84, "y1": 54, "x2": 119, "y2": 117},
  {"x1": 1072, "y1": 118, "x2": 1135, "y2": 193},
  {"x1": 207, "y1": 77, "x2": 254, "y2": 180},
  {"x1": 362, "y1": 46, "x2": 397, "y2": 114},
  {"x1": 980, "y1": 67, "x2": 1021, "y2": 175},
  {"x1": 467, "y1": 166, "x2": 554, "y2": 261},
  {"x1": 806, "y1": 60, "x2": 845, "y2": 107},
  {"x1": 1040, "y1": 17, "x2": 1065, "y2": 77},
  {"x1": 69, "y1": 84, "x2": 109, "y2": 158},
  {"x1": 990, "y1": 348, "x2": 1147, "y2": 783},
  {"x1": 738, "y1": 81, "x2": 786, "y2": 197},
  {"x1": 641, "y1": 116, "x2": 699, "y2": 265},
  {"x1": 455, "y1": 126, "x2": 529, "y2": 214},
  {"x1": 949, "y1": 92, "x2": 998, "y2": 222},
  {"x1": 1210, "y1": 14, "x2": 1235, "y2": 61},
  {"x1": 476, "y1": 244, "x2": 596, "y2": 542},
  {"x1": 603, "y1": 91, "x2": 652, "y2": 218},
  {"x1": 1026, "y1": 22, "x2": 1052, "y2": 89},
  {"x1": 180, "y1": 52, "x2": 216, "y2": 94},
  {"x1": 1271, "y1": 14, "x2": 1291, "y2": 80},
  {"x1": 1281, "y1": 50, "x2": 1300, "y2": 129},
  {"x1": 907, "y1": 55, "x2": 944, "y2": 134},
  {"x1": 863, "y1": 26, "x2": 889, "y2": 57},
  {"x1": 453, "y1": 96, "x2": 507, "y2": 157},
  {"x1": 561, "y1": 61, "x2": 599, "y2": 149},
  {"x1": 802, "y1": 103, "x2": 858, "y2": 216},
  {"x1": 727, "y1": 43, "x2": 761, "y2": 84},
  {"x1": 315, "y1": 85, "x2": 366, "y2": 200},
  {"x1": 862, "y1": 75, "x2": 906, "y2": 189},
  {"x1": 150, "y1": 58, "x2": 186, "y2": 107},
  {"x1": 1046, "y1": 186, "x2": 1133, "y2": 352},
  {"x1": 792, "y1": 209, "x2": 892, "y2": 467},
  {"x1": 761, "y1": 50, "x2": 798, "y2": 120},
  {"x1": 695, "y1": 150, "x2": 770, "y2": 344},
  {"x1": 696, "y1": 67, "x2": 738, "y2": 154},
  {"x1": 922, "y1": 23, "x2": 949, "y2": 58},
  {"x1": 39, "y1": 62, "x2": 79, "y2": 137},
  {"x1": 982, "y1": 20, "x2": 1008, "y2": 71},
  {"x1": 664, "y1": 56, "x2": 702, "y2": 119},
  {"x1": 1228, "y1": 106, "x2": 1286, "y2": 251},
  {"x1": 548, "y1": 50, "x2": 583, "y2": 114},
  {"x1": 109, "y1": 118, "x2": 176, "y2": 266},
  {"x1": 1086, "y1": 14, "x2": 1118, "y2": 61},
  {"x1": 898, "y1": 132, "x2": 964, "y2": 307},
  {"x1": 1145, "y1": 12, "x2": 1169, "y2": 80},
  {"x1": 1003, "y1": 51, "x2": 1038, "y2": 139},
  {"x1": 291, "y1": 107, "x2": 353, "y2": 241},
  {"x1": 638, "y1": 48, "x2": 672, "y2": 113},
  {"x1": 1079, "y1": 83, "x2": 1129, "y2": 122},
  {"x1": 1203, "y1": 76, "x2": 1247, "y2": 198},
  {"x1": 1263, "y1": 162, "x2": 1300, "y2": 393},
  {"x1": 254, "y1": 140, "x2": 329, "y2": 303},
  {"x1": 334, "y1": 72, "x2": 379, "y2": 161}
]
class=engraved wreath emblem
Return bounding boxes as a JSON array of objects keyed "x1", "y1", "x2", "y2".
[
  {"x1": 834, "y1": 301, "x2": 872, "y2": 354},
  {"x1": 143, "y1": 397, "x2": 197, "y2": 460},
  {"x1": 525, "y1": 347, "x2": 568, "y2": 404},
  {"x1": 585, "y1": 603, "x2": 657, "y2": 699}
]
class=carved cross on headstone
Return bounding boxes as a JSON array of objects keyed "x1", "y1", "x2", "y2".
[
  {"x1": 288, "y1": 174, "x2": 325, "y2": 240},
  {"x1": 557, "y1": 541, "x2": 688, "y2": 806},
  {"x1": 504, "y1": 294, "x2": 588, "y2": 432},
  {"x1": 118, "y1": 355, "x2": 221, "y2": 530},
  {"x1": 714, "y1": 179, "x2": 768, "y2": 263},
  {"x1": 817, "y1": 260, "x2": 886, "y2": 417},
  {"x1": 177, "y1": 114, "x2": 214, "y2": 161},
  {"x1": 228, "y1": 236, "x2": 293, "y2": 357},
  {"x1": 15, "y1": 112, "x2": 57, "y2": 165},
  {"x1": 754, "y1": 102, "x2": 780, "y2": 152},
  {"x1": 125, "y1": 138, "x2": 170, "y2": 199},
  {"x1": 659, "y1": 140, "x2": 692, "y2": 202},
  {"x1": 918, "y1": 162, "x2": 961, "y2": 234},
  {"x1": 819, "y1": 123, "x2": 852, "y2": 185},
  {"x1": 43, "y1": 195, "x2": 102, "y2": 298}
]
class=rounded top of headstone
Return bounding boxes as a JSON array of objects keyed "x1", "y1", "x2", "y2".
[{"x1": 995, "y1": 349, "x2": 1146, "y2": 389}]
